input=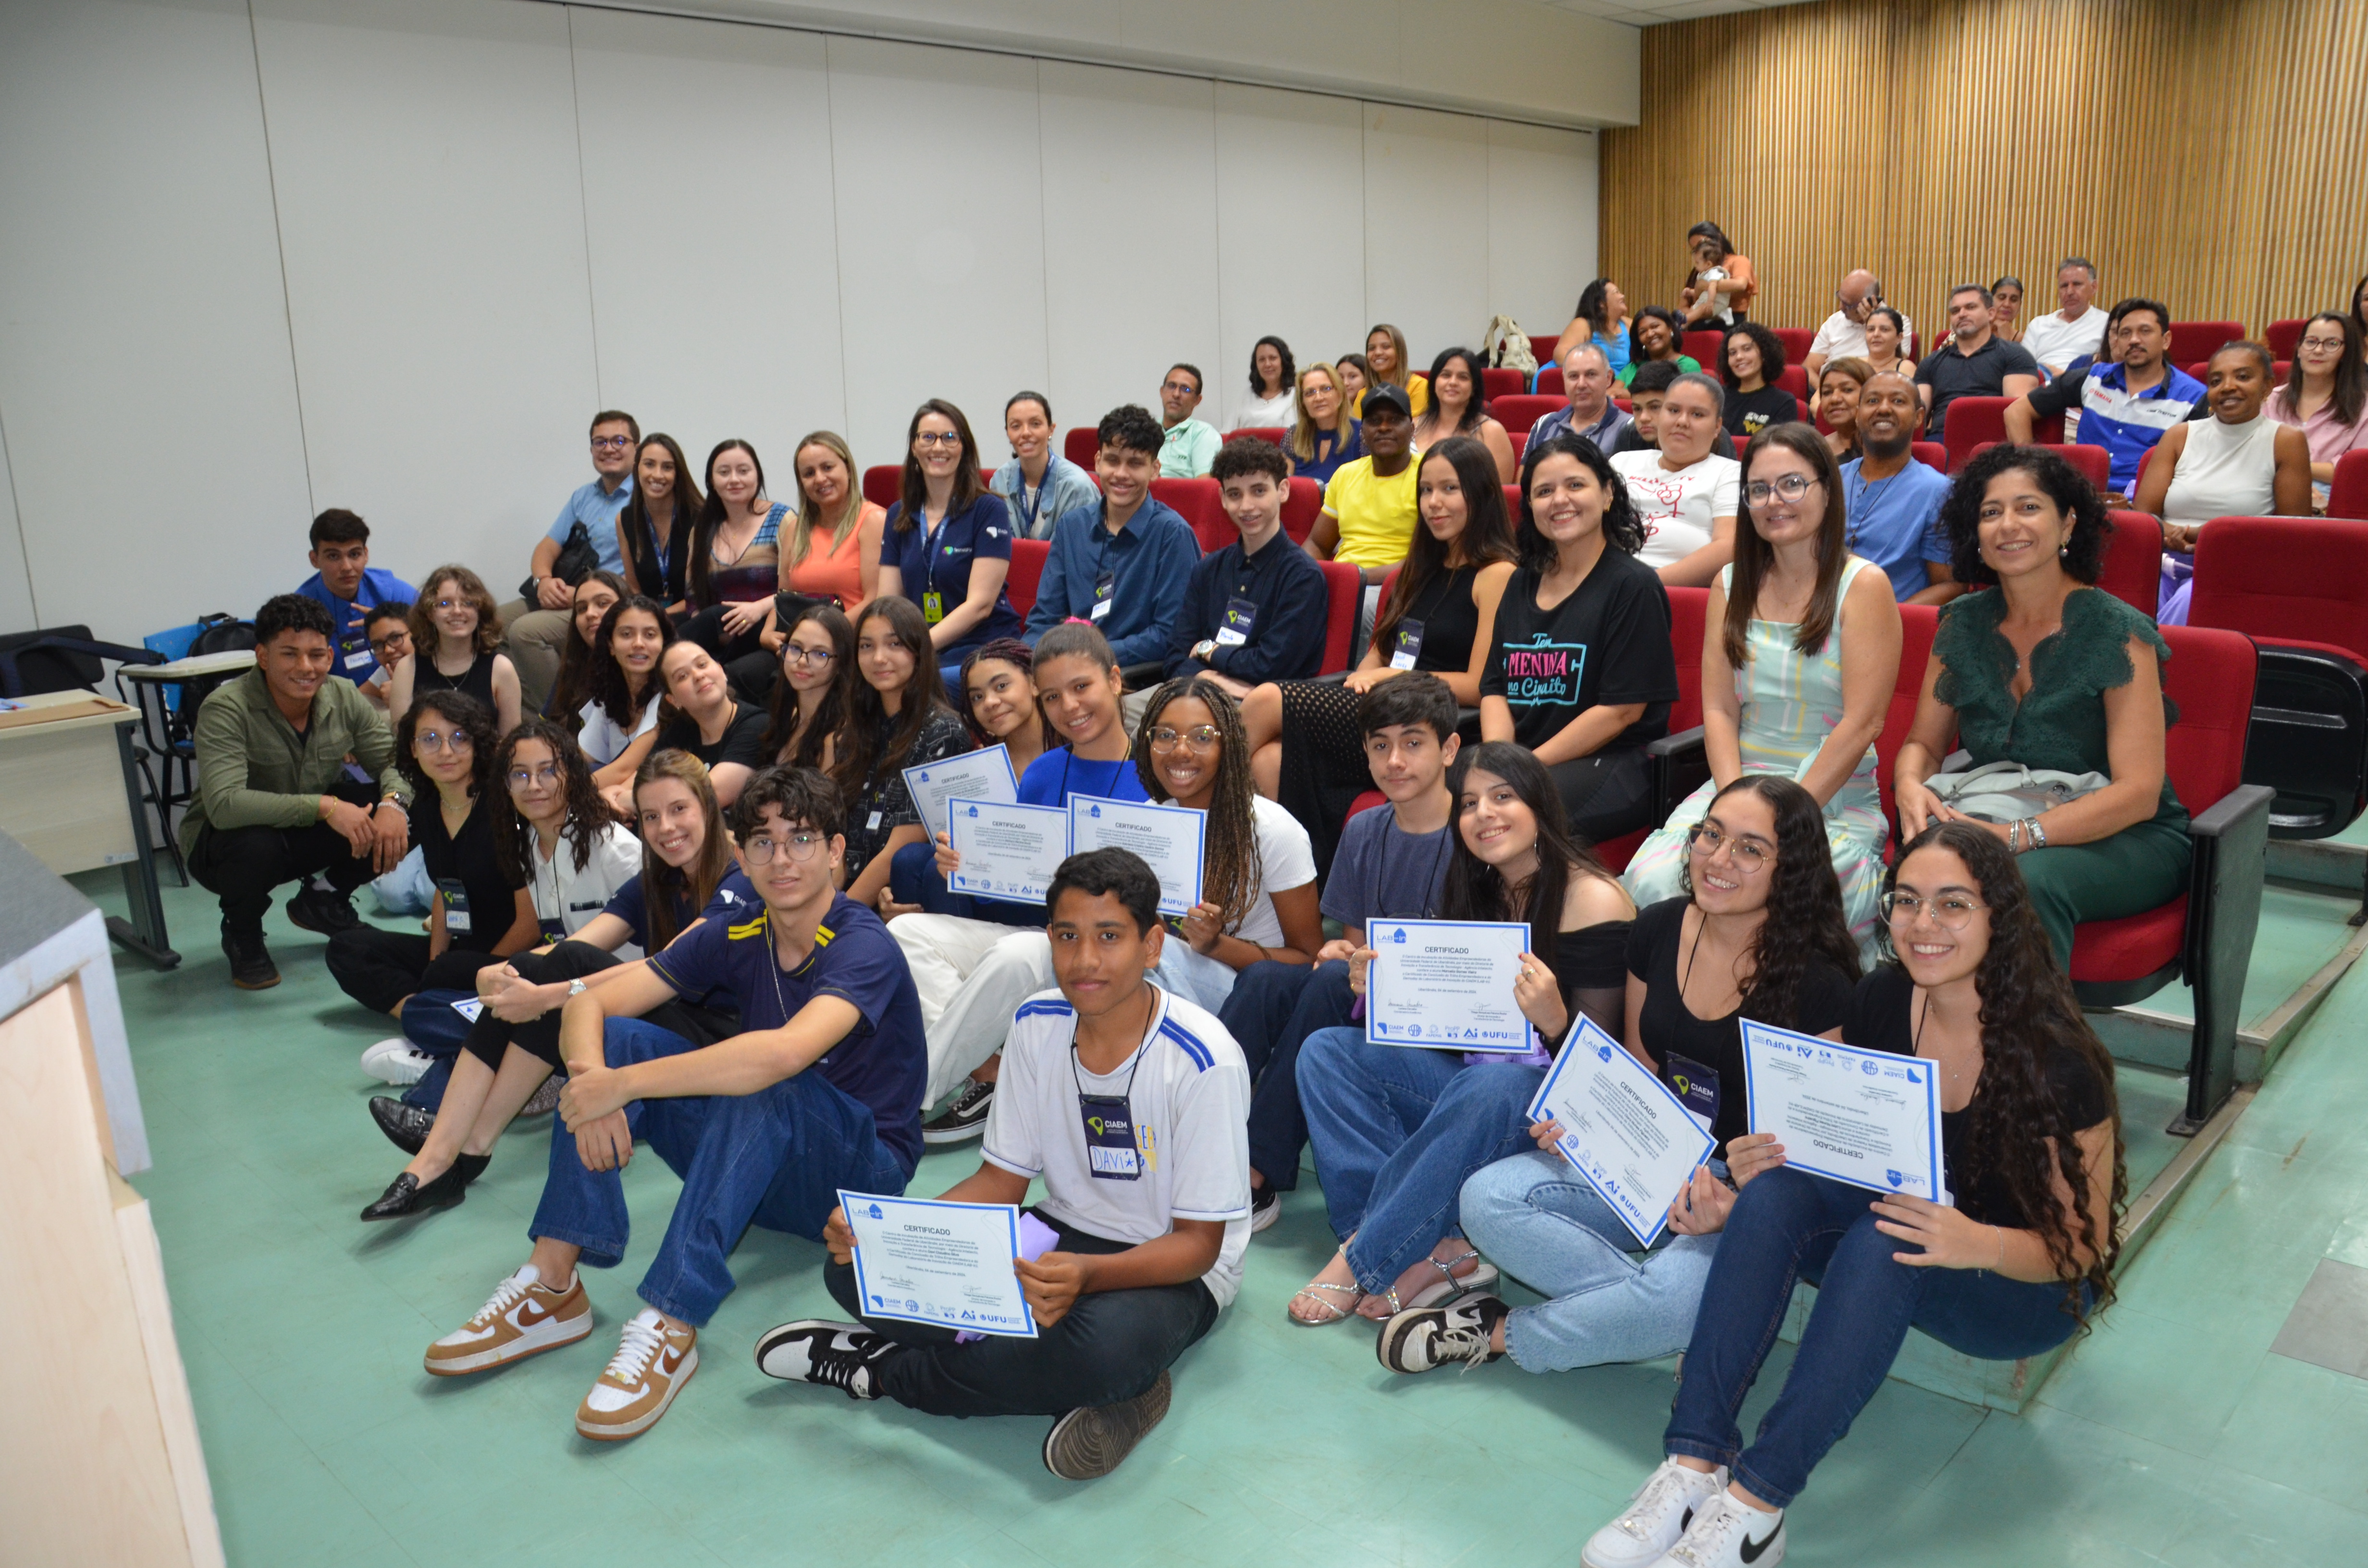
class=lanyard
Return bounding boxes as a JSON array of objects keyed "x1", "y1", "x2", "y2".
[
  {"x1": 1014, "y1": 482, "x2": 1044, "y2": 536},
  {"x1": 921, "y1": 505, "x2": 952, "y2": 595}
]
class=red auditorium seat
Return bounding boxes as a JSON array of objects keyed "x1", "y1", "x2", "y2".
[
  {"x1": 1771, "y1": 328, "x2": 1814, "y2": 365},
  {"x1": 1597, "y1": 585, "x2": 1711, "y2": 872},
  {"x1": 1003, "y1": 539, "x2": 1048, "y2": 620},
  {"x1": 862, "y1": 465, "x2": 901, "y2": 510},
  {"x1": 1151, "y1": 477, "x2": 1228, "y2": 552},
  {"x1": 1503, "y1": 483, "x2": 1522, "y2": 519},
  {"x1": 2328, "y1": 450, "x2": 2368, "y2": 519},
  {"x1": 1063, "y1": 428, "x2": 1099, "y2": 469},
  {"x1": 1773, "y1": 365, "x2": 1809, "y2": 404},
  {"x1": 1970, "y1": 440, "x2": 2109, "y2": 491},
  {"x1": 1483, "y1": 368, "x2": 1530, "y2": 401},
  {"x1": 1528, "y1": 334, "x2": 1563, "y2": 369},
  {"x1": 1316, "y1": 561, "x2": 1364, "y2": 675},
  {"x1": 1873, "y1": 602, "x2": 1942, "y2": 833},
  {"x1": 1281, "y1": 477, "x2": 1323, "y2": 545},
  {"x1": 2098, "y1": 511, "x2": 2165, "y2": 618},
  {"x1": 2265, "y1": 319, "x2": 2307, "y2": 361},
  {"x1": 1912, "y1": 441, "x2": 1948, "y2": 472},
  {"x1": 1235, "y1": 427, "x2": 1287, "y2": 450},
  {"x1": 1682, "y1": 329, "x2": 1726, "y2": 367},
  {"x1": 1489, "y1": 395, "x2": 1565, "y2": 435},
  {"x1": 1944, "y1": 397, "x2": 2060, "y2": 472},
  {"x1": 1509, "y1": 430, "x2": 1528, "y2": 462},
  {"x1": 2169, "y1": 320, "x2": 2247, "y2": 365}
]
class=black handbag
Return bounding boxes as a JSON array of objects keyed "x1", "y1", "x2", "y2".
[{"x1": 519, "y1": 520, "x2": 599, "y2": 600}]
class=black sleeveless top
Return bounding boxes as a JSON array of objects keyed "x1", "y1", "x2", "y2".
[
  {"x1": 622, "y1": 503, "x2": 691, "y2": 607},
  {"x1": 416, "y1": 651, "x2": 497, "y2": 713},
  {"x1": 1385, "y1": 564, "x2": 1485, "y2": 674}
]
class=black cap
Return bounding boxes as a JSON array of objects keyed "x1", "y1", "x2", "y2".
[{"x1": 1362, "y1": 382, "x2": 1413, "y2": 420}]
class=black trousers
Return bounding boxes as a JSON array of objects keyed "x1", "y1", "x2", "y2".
[
  {"x1": 186, "y1": 779, "x2": 381, "y2": 932},
  {"x1": 461, "y1": 941, "x2": 739, "y2": 1073},
  {"x1": 824, "y1": 1211, "x2": 1219, "y2": 1419},
  {"x1": 324, "y1": 928, "x2": 506, "y2": 1016},
  {"x1": 1218, "y1": 959, "x2": 1357, "y2": 1193},
  {"x1": 1551, "y1": 747, "x2": 1655, "y2": 847}
]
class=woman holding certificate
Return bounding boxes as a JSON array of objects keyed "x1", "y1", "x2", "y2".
[
  {"x1": 886, "y1": 638, "x2": 1059, "y2": 920},
  {"x1": 1622, "y1": 425, "x2": 1902, "y2": 956},
  {"x1": 1288, "y1": 743, "x2": 1635, "y2": 1325},
  {"x1": 832, "y1": 598, "x2": 969, "y2": 911},
  {"x1": 1579, "y1": 822, "x2": 2121, "y2": 1568},
  {"x1": 1379, "y1": 775, "x2": 1856, "y2": 1376}
]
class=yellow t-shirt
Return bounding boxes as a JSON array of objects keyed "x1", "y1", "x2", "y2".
[
  {"x1": 1322, "y1": 451, "x2": 1423, "y2": 568},
  {"x1": 1348, "y1": 372, "x2": 1431, "y2": 420}
]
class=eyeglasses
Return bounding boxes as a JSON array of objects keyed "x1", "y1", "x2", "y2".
[
  {"x1": 369, "y1": 632, "x2": 411, "y2": 656},
  {"x1": 1149, "y1": 724, "x2": 1222, "y2": 752},
  {"x1": 2299, "y1": 337, "x2": 2347, "y2": 354},
  {"x1": 415, "y1": 728, "x2": 474, "y2": 753},
  {"x1": 506, "y1": 764, "x2": 562, "y2": 788},
  {"x1": 431, "y1": 597, "x2": 469, "y2": 613},
  {"x1": 1882, "y1": 892, "x2": 1986, "y2": 930},
  {"x1": 1161, "y1": 380, "x2": 1200, "y2": 396},
  {"x1": 781, "y1": 645, "x2": 836, "y2": 667},
  {"x1": 1686, "y1": 821, "x2": 1773, "y2": 871},
  {"x1": 742, "y1": 830, "x2": 829, "y2": 865},
  {"x1": 592, "y1": 435, "x2": 633, "y2": 451},
  {"x1": 1745, "y1": 474, "x2": 1821, "y2": 506},
  {"x1": 913, "y1": 431, "x2": 964, "y2": 448}
]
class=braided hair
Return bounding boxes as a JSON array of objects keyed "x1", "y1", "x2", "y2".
[{"x1": 1132, "y1": 678, "x2": 1261, "y2": 931}]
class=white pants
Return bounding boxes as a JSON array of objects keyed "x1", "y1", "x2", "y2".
[{"x1": 891, "y1": 912, "x2": 1247, "y2": 1110}]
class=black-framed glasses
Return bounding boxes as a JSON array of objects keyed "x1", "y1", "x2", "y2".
[
  {"x1": 1883, "y1": 892, "x2": 1986, "y2": 930},
  {"x1": 1162, "y1": 380, "x2": 1200, "y2": 396},
  {"x1": 781, "y1": 645, "x2": 836, "y2": 667},
  {"x1": 369, "y1": 631, "x2": 411, "y2": 656},
  {"x1": 743, "y1": 830, "x2": 829, "y2": 865},
  {"x1": 913, "y1": 431, "x2": 964, "y2": 448},
  {"x1": 592, "y1": 435, "x2": 633, "y2": 451},
  {"x1": 1745, "y1": 474, "x2": 1821, "y2": 506},
  {"x1": 1686, "y1": 822, "x2": 1772, "y2": 871},
  {"x1": 1149, "y1": 724, "x2": 1222, "y2": 752}
]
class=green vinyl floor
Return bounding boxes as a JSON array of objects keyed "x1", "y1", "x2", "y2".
[{"x1": 86, "y1": 867, "x2": 2368, "y2": 1568}]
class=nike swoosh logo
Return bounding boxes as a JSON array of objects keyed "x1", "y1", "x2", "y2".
[
  {"x1": 659, "y1": 1347, "x2": 684, "y2": 1377},
  {"x1": 517, "y1": 1301, "x2": 553, "y2": 1326},
  {"x1": 1739, "y1": 1518, "x2": 1782, "y2": 1564}
]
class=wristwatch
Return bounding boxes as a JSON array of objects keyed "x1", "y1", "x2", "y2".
[{"x1": 567, "y1": 980, "x2": 588, "y2": 999}]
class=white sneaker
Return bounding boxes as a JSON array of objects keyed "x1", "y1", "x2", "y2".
[
  {"x1": 1648, "y1": 1491, "x2": 1784, "y2": 1568},
  {"x1": 1582, "y1": 1459, "x2": 1729, "y2": 1568},
  {"x1": 360, "y1": 1038, "x2": 434, "y2": 1085},
  {"x1": 575, "y1": 1307, "x2": 698, "y2": 1441}
]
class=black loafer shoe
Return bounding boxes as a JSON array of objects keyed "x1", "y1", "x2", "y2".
[
  {"x1": 223, "y1": 927, "x2": 280, "y2": 991},
  {"x1": 361, "y1": 1165, "x2": 467, "y2": 1221},
  {"x1": 455, "y1": 1152, "x2": 492, "y2": 1187},
  {"x1": 369, "y1": 1096, "x2": 437, "y2": 1155},
  {"x1": 286, "y1": 886, "x2": 361, "y2": 936}
]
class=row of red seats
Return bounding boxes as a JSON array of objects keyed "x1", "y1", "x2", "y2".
[{"x1": 1519, "y1": 318, "x2": 2276, "y2": 382}]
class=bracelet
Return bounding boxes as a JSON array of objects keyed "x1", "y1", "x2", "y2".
[
  {"x1": 2007, "y1": 818, "x2": 2022, "y2": 853},
  {"x1": 2028, "y1": 816, "x2": 2048, "y2": 851}
]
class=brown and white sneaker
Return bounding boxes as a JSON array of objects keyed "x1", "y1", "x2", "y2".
[
  {"x1": 424, "y1": 1264, "x2": 592, "y2": 1376},
  {"x1": 575, "y1": 1307, "x2": 698, "y2": 1441}
]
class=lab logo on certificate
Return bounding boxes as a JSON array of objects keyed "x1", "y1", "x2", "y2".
[
  {"x1": 1598, "y1": 1043, "x2": 1615, "y2": 1062},
  {"x1": 1390, "y1": 927, "x2": 1407, "y2": 943},
  {"x1": 1088, "y1": 804, "x2": 1103, "y2": 818},
  {"x1": 1886, "y1": 1170, "x2": 1904, "y2": 1188},
  {"x1": 867, "y1": 1203, "x2": 885, "y2": 1219},
  {"x1": 966, "y1": 805, "x2": 979, "y2": 817}
]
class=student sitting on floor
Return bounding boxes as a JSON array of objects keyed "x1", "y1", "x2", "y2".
[
  {"x1": 421, "y1": 766, "x2": 925, "y2": 1443},
  {"x1": 1217, "y1": 672, "x2": 1460, "y2": 1233},
  {"x1": 884, "y1": 637, "x2": 1059, "y2": 922},
  {"x1": 755, "y1": 845, "x2": 1250, "y2": 1483},
  {"x1": 183, "y1": 593, "x2": 413, "y2": 990},
  {"x1": 1023, "y1": 403, "x2": 1200, "y2": 690},
  {"x1": 358, "y1": 600, "x2": 414, "y2": 713},
  {"x1": 1579, "y1": 822, "x2": 2123, "y2": 1568},
  {"x1": 326, "y1": 690, "x2": 538, "y2": 1024},
  {"x1": 296, "y1": 506, "x2": 416, "y2": 698},
  {"x1": 834, "y1": 597, "x2": 971, "y2": 911},
  {"x1": 542, "y1": 570, "x2": 624, "y2": 728},
  {"x1": 761, "y1": 599, "x2": 854, "y2": 773},
  {"x1": 1378, "y1": 775, "x2": 1857, "y2": 1379},
  {"x1": 585, "y1": 594, "x2": 677, "y2": 807},
  {"x1": 1162, "y1": 435, "x2": 1329, "y2": 699},
  {"x1": 389, "y1": 564, "x2": 523, "y2": 736},
  {"x1": 646, "y1": 640, "x2": 771, "y2": 808},
  {"x1": 1288, "y1": 742, "x2": 1635, "y2": 1325}
]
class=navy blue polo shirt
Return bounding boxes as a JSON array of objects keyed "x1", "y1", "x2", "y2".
[{"x1": 879, "y1": 492, "x2": 1024, "y2": 656}]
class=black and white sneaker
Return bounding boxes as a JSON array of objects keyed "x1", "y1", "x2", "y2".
[
  {"x1": 1647, "y1": 1491, "x2": 1783, "y2": 1568},
  {"x1": 1377, "y1": 1292, "x2": 1508, "y2": 1373},
  {"x1": 1043, "y1": 1370, "x2": 1172, "y2": 1480},
  {"x1": 286, "y1": 885, "x2": 361, "y2": 936},
  {"x1": 1248, "y1": 1186, "x2": 1282, "y2": 1234},
  {"x1": 753, "y1": 1319, "x2": 892, "y2": 1399},
  {"x1": 922, "y1": 1078, "x2": 995, "y2": 1144},
  {"x1": 1581, "y1": 1459, "x2": 1730, "y2": 1568}
]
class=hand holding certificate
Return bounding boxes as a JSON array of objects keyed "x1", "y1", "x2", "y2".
[
  {"x1": 838, "y1": 1190, "x2": 1039, "y2": 1338},
  {"x1": 1068, "y1": 796, "x2": 1205, "y2": 917},
  {"x1": 1528, "y1": 1017, "x2": 1716, "y2": 1247},
  {"x1": 947, "y1": 799, "x2": 1069, "y2": 906},
  {"x1": 1364, "y1": 919, "x2": 1534, "y2": 1053},
  {"x1": 902, "y1": 745, "x2": 1019, "y2": 845},
  {"x1": 1741, "y1": 1019, "x2": 1944, "y2": 1202}
]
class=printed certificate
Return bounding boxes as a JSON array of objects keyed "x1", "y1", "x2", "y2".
[
  {"x1": 947, "y1": 799, "x2": 1070, "y2": 906},
  {"x1": 1067, "y1": 795, "x2": 1206, "y2": 917},
  {"x1": 1741, "y1": 1019, "x2": 1945, "y2": 1202},
  {"x1": 1365, "y1": 919, "x2": 1534, "y2": 1053},
  {"x1": 839, "y1": 1190, "x2": 1038, "y2": 1338},
  {"x1": 1528, "y1": 1017, "x2": 1717, "y2": 1248},
  {"x1": 902, "y1": 745, "x2": 1020, "y2": 845}
]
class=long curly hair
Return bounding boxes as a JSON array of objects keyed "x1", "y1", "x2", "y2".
[
  {"x1": 493, "y1": 717, "x2": 615, "y2": 882},
  {"x1": 1131, "y1": 679, "x2": 1261, "y2": 931},
  {"x1": 1941, "y1": 443, "x2": 2109, "y2": 588},
  {"x1": 763, "y1": 600, "x2": 854, "y2": 767},
  {"x1": 586, "y1": 595, "x2": 675, "y2": 732},
  {"x1": 1677, "y1": 776, "x2": 1860, "y2": 1024},
  {"x1": 1441, "y1": 742, "x2": 1615, "y2": 960},
  {"x1": 408, "y1": 565, "x2": 504, "y2": 658},
  {"x1": 1880, "y1": 821, "x2": 2125, "y2": 1321},
  {"x1": 395, "y1": 688, "x2": 500, "y2": 802},
  {"x1": 1719, "y1": 320, "x2": 1788, "y2": 389},
  {"x1": 833, "y1": 597, "x2": 952, "y2": 799},
  {"x1": 1371, "y1": 436, "x2": 1518, "y2": 661},
  {"x1": 631, "y1": 749, "x2": 730, "y2": 954},
  {"x1": 1516, "y1": 430, "x2": 1648, "y2": 568}
]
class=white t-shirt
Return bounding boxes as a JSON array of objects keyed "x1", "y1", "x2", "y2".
[
  {"x1": 1808, "y1": 308, "x2": 1917, "y2": 365},
  {"x1": 529, "y1": 820, "x2": 643, "y2": 953},
  {"x1": 577, "y1": 696, "x2": 659, "y2": 766},
  {"x1": 982, "y1": 986, "x2": 1253, "y2": 1308},
  {"x1": 1230, "y1": 795, "x2": 1318, "y2": 948},
  {"x1": 2021, "y1": 306, "x2": 2111, "y2": 377},
  {"x1": 1611, "y1": 450, "x2": 1743, "y2": 571},
  {"x1": 1232, "y1": 390, "x2": 1298, "y2": 431}
]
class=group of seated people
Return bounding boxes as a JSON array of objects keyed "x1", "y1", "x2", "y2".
[{"x1": 175, "y1": 321, "x2": 2234, "y2": 1558}]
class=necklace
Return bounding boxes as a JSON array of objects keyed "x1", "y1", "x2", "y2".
[
  {"x1": 1912, "y1": 990, "x2": 1974, "y2": 1082},
  {"x1": 1846, "y1": 467, "x2": 1899, "y2": 552}
]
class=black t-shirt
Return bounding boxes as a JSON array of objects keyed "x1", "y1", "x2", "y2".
[
  {"x1": 658, "y1": 700, "x2": 770, "y2": 771},
  {"x1": 1625, "y1": 896, "x2": 1855, "y2": 1155},
  {"x1": 1480, "y1": 549, "x2": 1678, "y2": 753},
  {"x1": 1545, "y1": 919, "x2": 1631, "y2": 1050},
  {"x1": 1843, "y1": 966, "x2": 2112, "y2": 1227},
  {"x1": 1723, "y1": 385, "x2": 1799, "y2": 438},
  {"x1": 417, "y1": 793, "x2": 525, "y2": 955},
  {"x1": 1914, "y1": 335, "x2": 2041, "y2": 440}
]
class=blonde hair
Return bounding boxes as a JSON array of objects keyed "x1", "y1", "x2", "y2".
[
  {"x1": 786, "y1": 430, "x2": 866, "y2": 572},
  {"x1": 1292, "y1": 362, "x2": 1351, "y2": 463}
]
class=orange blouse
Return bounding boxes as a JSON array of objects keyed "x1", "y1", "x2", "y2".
[{"x1": 783, "y1": 502, "x2": 882, "y2": 611}]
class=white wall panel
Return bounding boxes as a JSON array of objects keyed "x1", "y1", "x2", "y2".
[
  {"x1": 0, "y1": 427, "x2": 35, "y2": 634},
  {"x1": 253, "y1": 0, "x2": 599, "y2": 590},
  {"x1": 0, "y1": 0, "x2": 310, "y2": 641},
  {"x1": 1036, "y1": 61, "x2": 1219, "y2": 450},
  {"x1": 1488, "y1": 119, "x2": 1600, "y2": 341},
  {"x1": 824, "y1": 36, "x2": 1050, "y2": 475},
  {"x1": 1210, "y1": 82, "x2": 1367, "y2": 428},
  {"x1": 570, "y1": 9, "x2": 847, "y2": 478},
  {"x1": 1362, "y1": 104, "x2": 1492, "y2": 364}
]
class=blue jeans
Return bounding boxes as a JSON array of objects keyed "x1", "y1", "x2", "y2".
[
  {"x1": 1216, "y1": 960, "x2": 1357, "y2": 1192},
  {"x1": 1295, "y1": 1027, "x2": 1541, "y2": 1293},
  {"x1": 1460, "y1": 1150, "x2": 1723, "y2": 1372},
  {"x1": 529, "y1": 1018, "x2": 912, "y2": 1326},
  {"x1": 1666, "y1": 1167, "x2": 2088, "y2": 1508}
]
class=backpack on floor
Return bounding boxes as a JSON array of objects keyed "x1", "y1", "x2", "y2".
[{"x1": 1484, "y1": 315, "x2": 1537, "y2": 373}]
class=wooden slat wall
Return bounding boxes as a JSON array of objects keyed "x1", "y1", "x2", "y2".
[{"x1": 1601, "y1": 0, "x2": 2368, "y2": 337}]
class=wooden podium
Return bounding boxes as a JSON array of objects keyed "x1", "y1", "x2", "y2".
[{"x1": 0, "y1": 831, "x2": 222, "y2": 1564}]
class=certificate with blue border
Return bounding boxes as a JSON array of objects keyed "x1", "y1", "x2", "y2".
[
  {"x1": 902, "y1": 744, "x2": 1020, "y2": 845},
  {"x1": 1527, "y1": 1017, "x2": 1715, "y2": 1248},
  {"x1": 838, "y1": 1190, "x2": 1039, "y2": 1338},
  {"x1": 1066, "y1": 795, "x2": 1205, "y2": 917},
  {"x1": 947, "y1": 798, "x2": 1069, "y2": 906},
  {"x1": 1739, "y1": 1019, "x2": 1946, "y2": 1202},
  {"x1": 1365, "y1": 918, "x2": 1534, "y2": 1052}
]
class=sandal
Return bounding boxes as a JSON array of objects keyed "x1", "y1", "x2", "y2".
[
  {"x1": 1374, "y1": 1249, "x2": 1501, "y2": 1316},
  {"x1": 1286, "y1": 1280, "x2": 1366, "y2": 1325}
]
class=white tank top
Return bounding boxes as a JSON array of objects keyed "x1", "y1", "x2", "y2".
[{"x1": 2163, "y1": 412, "x2": 2279, "y2": 528}]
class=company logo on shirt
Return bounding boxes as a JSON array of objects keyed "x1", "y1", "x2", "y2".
[{"x1": 1501, "y1": 633, "x2": 1588, "y2": 706}]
